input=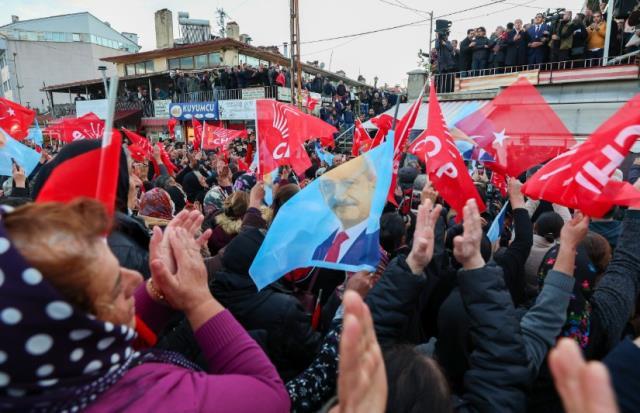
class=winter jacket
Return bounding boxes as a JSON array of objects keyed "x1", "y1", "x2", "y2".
[
  {"x1": 156, "y1": 269, "x2": 323, "y2": 382},
  {"x1": 494, "y1": 208, "x2": 534, "y2": 307},
  {"x1": 107, "y1": 212, "x2": 151, "y2": 279},
  {"x1": 286, "y1": 323, "x2": 341, "y2": 413},
  {"x1": 207, "y1": 212, "x2": 243, "y2": 255},
  {"x1": 89, "y1": 286, "x2": 290, "y2": 413},
  {"x1": 459, "y1": 37, "x2": 473, "y2": 71},
  {"x1": 524, "y1": 234, "x2": 557, "y2": 300},
  {"x1": 604, "y1": 338, "x2": 640, "y2": 413},
  {"x1": 589, "y1": 219, "x2": 622, "y2": 249},
  {"x1": 471, "y1": 36, "x2": 491, "y2": 61},
  {"x1": 453, "y1": 264, "x2": 531, "y2": 412}
]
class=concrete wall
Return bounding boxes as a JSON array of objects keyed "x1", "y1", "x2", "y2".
[{"x1": 7, "y1": 40, "x2": 129, "y2": 111}]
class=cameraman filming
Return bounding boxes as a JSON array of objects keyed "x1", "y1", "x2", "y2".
[
  {"x1": 550, "y1": 10, "x2": 574, "y2": 63},
  {"x1": 434, "y1": 29, "x2": 457, "y2": 93}
]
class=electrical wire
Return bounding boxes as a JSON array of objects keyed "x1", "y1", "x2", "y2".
[{"x1": 302, "y1": 0, "x2": 509, "y2": 45}]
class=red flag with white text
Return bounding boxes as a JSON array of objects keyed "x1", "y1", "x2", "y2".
[
  {"x1": 122, "y1": 128, "x2": 153, "y2": 161},
  {"x1": 352, "y1": 118, "x2": 372, "y2": 157},
  {"x1": 455, "y1": 78, "x2": 575, "y2": 177},
  {"x1": 522, "y1": 95, "x2": 640, "y2": 217},
  {"x1": 203, "y1": 125, "x2": 248, "y2": 150},
  {"x1": 409, "y1": 82, "x2": 485, "y2": 219},
  {"x1": 49, "y1": 112, "x2": 106, "y2": 143},
  {"x1": 256, "y1": 99, "x2": 336, "y2": 175}
]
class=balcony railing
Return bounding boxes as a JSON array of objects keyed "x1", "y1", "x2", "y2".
[
  {"x1": 173, "y1": 85, "x2": 280, "y2": 103},
  {"x1": 52, "y1": 100, "x2": 151, "y2": 118}
]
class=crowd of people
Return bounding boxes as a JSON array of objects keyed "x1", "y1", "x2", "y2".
[
  {"x1": 432, "y1": 2, "x2": 640, "y2": 91},
  {"x1": 1, "y1": 123, "x2": 640, "y2": 413}
]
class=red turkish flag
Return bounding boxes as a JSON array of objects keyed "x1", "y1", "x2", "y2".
[
  {"x1": 192, "y1": 118, "x2": 203, "y2": 151},
  {"x1": 167, "y1": 118, "x2": 178, "y2": 139},
  {"x1": 456, "y1": 77, "x2": 575, "y2": 178},
  {"x1": 522, "y1": 95, "x2": 640, "y2": 217},
  {"x1": 491, "y1": 171, "x2": 508, "y2": 197},
  {"x1": 387, "y1": 87, "x2": 426, "y2": 204},
  {"x1": 36, "y1": 129, "x2": 122, "y2": 216},
  {"x1": 157, "y1": 142, "x2": 178, "y2": 175},
  {"x1": 203, "y1": 125, "x2": 248, "y2": 150},
  {"x1": 369, "y1": 113, "x2": 394, "y2": 150},
  {"x1": 256, "y1": 99, "x2": 336, "y2": 175},
  {"x1": 409, "y1": 82, "x2": 485, "y2": 219},
  {"x1": 352, "y1": 118, "x2": 372, "y2": 157},
  {"x1": 0, "y1": 97, "x2": 36, "y2": 140},
  {"x1": 122, "y1": 129, "x2": 153, "y2": 161}
]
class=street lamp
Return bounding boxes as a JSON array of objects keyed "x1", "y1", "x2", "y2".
[
  {"x1": 374, "y1": 76, "x2": 378, "y2": 88},
  {"x1": 98, "y1": 65, "x2": 108, "y2": 96}
]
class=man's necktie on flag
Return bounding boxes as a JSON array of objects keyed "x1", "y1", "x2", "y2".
[
  {"x1": 36, "y1": 77, "x2": 123, "y2": 216},
  {"x1": 0, "y1": 128, "x2": 41, "y2": 176},
  {"x1": 408, "y1": 80, "x2": 486, "y2": 220},
  {"x1": 249, "y1": 136, "x2": 394, "y2": 290},
  {"x1": 487, "y1": 201, "x2": 509, "y2": 243},
  {"x1": 0, "y1": 97, "x2": 36, "y2": 141},
  {"x1": 255, "y1": 99, "x2": 337, "y2": 177},
  {"x1": 455, "y1": 77, "x2": 575, "y2": 178},
  {"x1": 522, "y1": 94, "x2": 640, "y2": 217}
]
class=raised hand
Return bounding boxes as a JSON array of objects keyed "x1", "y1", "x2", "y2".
[
  {"x1": 453, "y1": 199, "x2": 485, "y2": 270},
  {"x1": 508, "y1": 178, "x2": 525, "y2": 209},
  {"x1": 333, "y1": 291, "x2": 387, "y2": 413},
  {"x1": 407, "y1": 199, "x2": 443, "y2": 274},
  {"x1": 560, "y1": 212, "x2": 590, "y2": 250},
  {"x1": 421, "y1": 180, "x2": 438, "y2": 205},
  {"x1": 249, "y1": 182, "x2": 265, "y2": 209},
  {"x1": 549, "y1": 338, "x2": 619, "y2": 413},
  {"x1": 149, "y1": 210, "x2": 212, "y2": 275},
  {"x1": 11, "y1": 162, "x2": 26, "y2": 188},
  {"x1": 150, "y1": 228, "x2": 212, "y2": 314}
]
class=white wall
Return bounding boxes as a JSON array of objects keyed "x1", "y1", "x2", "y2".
[{"x1": 7, "y1": 40, "x2": 129, "y2": 111}]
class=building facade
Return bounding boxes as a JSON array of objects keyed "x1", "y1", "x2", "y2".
[{"x1": 0, "y1": 12, "x2": 139, "y2": 112}]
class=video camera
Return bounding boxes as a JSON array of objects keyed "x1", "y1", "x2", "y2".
[
  {"x1": 435, "y1": 19, "x2": 452, "y2": 38},
  {"x1": 542, "y1": 8, "x2": 567, "y2": 33}
]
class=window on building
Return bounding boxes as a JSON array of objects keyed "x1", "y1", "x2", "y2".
[
  {"x1": 179, "y1": 56, "x2": 194, "y2": 70},
  {"x1": 145, "y1": 61, "x2": 154, "y2": 73},
  {"x1": 0, "y1": 54, "x2": 6, "y2": 69},
  {"x1": 239, "y1": 54, "x2": 260, "y2": 68},
  {"x1": 168, "y1": 58, "x2": 180, "y2": 70},
  {"x1": 135, "y1": 62, "x2": 146, "y2": 75},
  {"x1": 194, "y1": 54, "x2": 208, "y2": 69},
  {"x1": 125, "y1": 64, "x2": 135, "y2": 76},
  {"x1": 208, "y1": 52, "x2": 222, "y2": 67},
  {"x1": 72, "y1": 33, "x2": 81, "y2": 42}
]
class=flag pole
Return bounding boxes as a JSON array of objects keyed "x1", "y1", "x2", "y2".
[{"x1": 96, "y1": 75, "x2": 119, "y2": 202}]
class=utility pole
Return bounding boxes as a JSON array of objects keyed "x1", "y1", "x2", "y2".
[
  {"x1": 602, "y1": 2, "x2": 614, "y2": 66},
  {"x1": 216, "y1": 8, "x2": 228, "y2": 38},
  {"x1": 289, "y1": 0, "x2": 303, "y2": 108},
  {"x1": 427, "y1": 11, "x2": 434, "y2": 77},
  {"x1": 289, "y1": 0, "x2": 296, "y2": 105}
]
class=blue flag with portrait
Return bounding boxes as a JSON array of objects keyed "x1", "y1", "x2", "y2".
[{"x1": 249, "y1": 134, "x2": 395, "y2": 290}]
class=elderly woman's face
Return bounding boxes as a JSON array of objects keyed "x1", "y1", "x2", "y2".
[{"x1": 88, "y1": 241, "x2": 143, "y2": 328}]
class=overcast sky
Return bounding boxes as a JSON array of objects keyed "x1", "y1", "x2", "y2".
[{"x1": 2, "y1": 0, "x2": 584, "y2": 86}]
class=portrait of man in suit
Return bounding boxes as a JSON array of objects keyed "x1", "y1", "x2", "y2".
[{"x1": 313, "y1": 154, "x2": 380, "y2": 265}]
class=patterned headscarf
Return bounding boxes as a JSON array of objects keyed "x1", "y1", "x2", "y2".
[
  {"x1": 233, "y1": 173, "x2": 256, "y2": 193},
  {"x1": 0, "y1": 217, "x2": 139, "y2": 411},
  {"x1": 538, "y1": 244, "x2": 597, "y2": 350},
  {"x1": 139, "y1": 188, "x2": 174, "y2": 220},
  {"x1": 0, "y1": 212, "x2": 200, "y2": 412},
  {"x1": 203, "y1": 186, "x2": 228, "y2": 216}
]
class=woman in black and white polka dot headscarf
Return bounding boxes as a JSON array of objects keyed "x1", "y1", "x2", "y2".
[
  {"x1": 0, "y1": 200, "x2": 207, "y2": 412},
  {"x1": 0, "y1": 200, "x2": 144, "y2": 412}
]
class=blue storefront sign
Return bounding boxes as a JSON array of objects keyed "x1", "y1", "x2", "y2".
[{"x1": 169, "y1": 101, "x2": 219, "y2": 120}]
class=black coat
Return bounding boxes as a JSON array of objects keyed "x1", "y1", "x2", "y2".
[
  {"x1": 365, "y1": 256, "x2": 530, "y2": 412},
  {"x1": 505, "y1": 29, "x2": 528, "y2": 66},
  {"x1": 459, "y1": 38, "x2": 473, "y2": 71},
  {"x1": 157, "y1": 269, "x2": 322, "y2": 382},
  {"x1": 107, "y1": 212, "x2": 151, "y2": 279}
]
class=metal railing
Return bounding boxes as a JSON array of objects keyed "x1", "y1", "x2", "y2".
[
  {"x1": 52, "y1": 100, "x2": 152, "y2": 118},
  {"x1": 433, "y1": 54, "x2": 640, "y2": 93},
  {"x1": 173, "y1": 85, "x2": 280, "y2": 103}
]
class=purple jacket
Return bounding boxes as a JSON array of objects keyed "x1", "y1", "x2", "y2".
[{"x1": 87, "y1": 287, "x2": 290, "y2": 413}]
